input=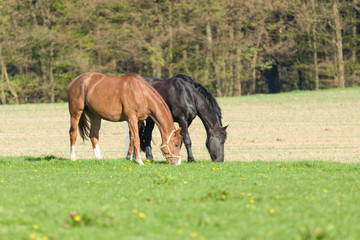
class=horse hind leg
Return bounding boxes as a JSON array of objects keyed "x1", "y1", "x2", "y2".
[
  {"x1": 89, "y1": 114, "x2": 103, "y2": 159},
  {"x1": 69, "y1": 109, "x2": 83, "y2": 161}
]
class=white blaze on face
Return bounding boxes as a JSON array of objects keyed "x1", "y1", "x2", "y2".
[
  {"x1": 93, "y1": 144, "x2": 102, "y2": 159},
  {"x1": 170, "y1": 158, "x2": 181, "y2": 166}
]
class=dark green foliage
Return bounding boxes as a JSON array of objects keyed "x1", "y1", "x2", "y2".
[{"x1": 0, "y1": 0, "x2": 359, "y2": 103}]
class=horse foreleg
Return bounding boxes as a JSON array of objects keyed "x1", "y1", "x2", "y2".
[
  {"x1": 127, "y1": 118, "x2": 144, "y2": 166},
  {"x1": 90, "y1": 115, "x2": 102, "y2": 159},
  {"x1": 142, "y1": 118, "x2": 155, "y2": 160},
  {"x1": 179, "y1": 119, "x2": 195, "y2": 163}
]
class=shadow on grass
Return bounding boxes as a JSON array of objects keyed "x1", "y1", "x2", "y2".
[{"x1": 25, "y1": 155, "x2": 67, "y2": 162}]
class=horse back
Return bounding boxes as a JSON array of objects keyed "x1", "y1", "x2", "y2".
[{"x1": 68, "y1": 72, "x2": 151, "y2": 122}]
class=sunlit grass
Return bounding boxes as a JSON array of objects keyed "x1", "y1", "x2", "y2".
[{"x1": 1, "y1": 156, "x2": 360, "y2": 239}]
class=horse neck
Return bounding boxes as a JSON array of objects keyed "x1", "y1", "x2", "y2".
[
  {"x1": 148, "y1": 99, "x2": 175, "y2": 144},
  {"x1": 197, "y1": 103, "x2": 222, "y2": 137}
]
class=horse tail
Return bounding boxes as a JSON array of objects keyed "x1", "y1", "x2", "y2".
[{"x1": 78, "y1": 106, "x2": 90, "y2": 141}]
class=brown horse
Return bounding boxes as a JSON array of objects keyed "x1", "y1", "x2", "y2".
[{"x1": 67, "y1": 72, "x2": 182, "y2": 165}]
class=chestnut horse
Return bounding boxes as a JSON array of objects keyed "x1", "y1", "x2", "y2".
[{"x1": 67, "y1": 72, "x2": 182, "y2": 165}]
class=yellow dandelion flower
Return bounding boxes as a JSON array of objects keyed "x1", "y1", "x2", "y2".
[
  {"x1": 40, "y1": 237, "x2": 49, "y2": 240},
  {"x1": 268, "y1": 208, "x2": 275, "y2": 214},
  {"x1": 138, "y1": 212, "x2": 146, "y2": 219},
  {"x1": 73, "y1": 216, "x2": 81, "y2": 221},
  {"x1": 318, "y1": 170, "x2": 322, "y2": 173},
  {"x1": 341, "y1": 194, "x2": 344, "y2": 198},
  {"x1": 86, "y1": 181, "x2": 90, "y2": 184},
  {"x1": 323, "y1": 189, "x2": 328, "y2": 193},
  {"x1": 30, "y1": 233, "x2": 36, "y2": 239},
  {"x1": 183, "y1": 181, "x2": 188, "y2": 184},
  {"x1": 249, "y1": 199, "x2": 254, "y2": 203},
  {"x1": 177, "y1": 228, "x2": 184, "y2": 234},
  {"x1": 132, "y1": 209, "x2": 138, "y2": 214},
  {"x1": 33, "y1": 224, "x2": 39, "y2": 230},
  {"x1": 190, "y1": 232, "x2": 198, "y2": 238},
  {"x1": 0, "y1": 178, "x2": 4, "y2": 183},
  {"x1": 276, "y1": 185, "x2": 280, "y2": 189}
]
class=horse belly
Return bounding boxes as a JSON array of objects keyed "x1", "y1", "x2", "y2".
[{"x1": 86, "y1": 89, "x2": 124, "y2": 122}]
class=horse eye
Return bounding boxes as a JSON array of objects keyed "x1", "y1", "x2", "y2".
[{"x1": 175, "y1": 144, "x2": 179, "y2": 148}]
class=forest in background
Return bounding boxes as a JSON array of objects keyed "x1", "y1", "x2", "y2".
[{"x1": 0, "y1": 0, "x2": 359, "y2": 103}]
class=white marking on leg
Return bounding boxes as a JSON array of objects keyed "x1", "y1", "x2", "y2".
[
  {"x1": 93, "y1": 144, "x2": 103, "y2": 159},
  {"x1": 70, "y1": 145, "x2": 76, "y2": 161},
  {"x1": 137, "y1": 159, "x2": 145, "y2": 166}
]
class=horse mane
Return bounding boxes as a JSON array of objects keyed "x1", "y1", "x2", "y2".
[
  {"x1": 173, "y1": 74, "x2": 223, "y2": 126},
  {"x1": 133, "y1": 74, "x2": 173, "y2": 119}
]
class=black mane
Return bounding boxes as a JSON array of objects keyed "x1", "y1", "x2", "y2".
[{"x1": 172, "y1": 74, "x2": 223, "y2": 126}]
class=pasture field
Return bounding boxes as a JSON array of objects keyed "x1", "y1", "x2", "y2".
[
  {"x1": 0, "y1": 87, "x2": 359, "y2": 162},
  {"x1": 0, "y1": 88, "x2": 360, "y2": 239},
  {"x1": 1, "y1": 157, "x2": 360, "y2": 239},
  {"x1": 1, "y1": 157, "x2": 360, "y2": 240}
]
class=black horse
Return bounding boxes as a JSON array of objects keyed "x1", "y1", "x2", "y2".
[{"x1": 140, "y1": 74, "x2": 228, "y2": 162}]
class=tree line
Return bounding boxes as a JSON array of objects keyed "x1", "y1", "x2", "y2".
[{"x1": 0, "y1": 0, "x2": 359, "y2": 104}]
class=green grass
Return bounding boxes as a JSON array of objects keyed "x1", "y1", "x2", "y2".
[{"x1": 1, "y1": 156, "x2": 360, "y2": 239}]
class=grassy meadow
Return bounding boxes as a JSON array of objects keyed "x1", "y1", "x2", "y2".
[
  {"x1": 0, "y1": 87, "x2": 360, "y2": 239},
  {"x1": 1, "y1": 157, "x2": 360, "y2": 239}
]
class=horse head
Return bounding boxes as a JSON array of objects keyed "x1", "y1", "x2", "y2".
[
  {"x1": 161, "y1": 128, "x2": 183, "y2": 165},
  {"x1": 206, "y1": 125, "x2": 228, "y2": 162}
]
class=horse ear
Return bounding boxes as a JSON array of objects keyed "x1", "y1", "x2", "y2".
[
  {"x1": 175, "y1": 128, "x2": 182, "y2": 135},
  {"x1": 222, "y1": 125, "x2": 228, "y2": 131}
]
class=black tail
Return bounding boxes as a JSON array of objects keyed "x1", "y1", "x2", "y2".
[{"x1": 78, "y1": 107, "x2": 90, "y2": 141}]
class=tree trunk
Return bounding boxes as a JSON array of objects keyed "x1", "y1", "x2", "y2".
[
  {"x1": 167, "y1": 4, "x2": 173, "y2": 77},
  {"x1": 0, "y1": 46, "x2": 18, "y2": 104},
  {"x1": 333, "y1": 1, "x2": 345, "y2": 88},
  {"x1": 0, "y1": 68, "x2": 6, "y2": 104},
  {"x1": 311, "y1": 0, "x2": 319, "y2": 90},
  {"x1": 205, "y1": 9, "x2": 222, "y2": 97},
  {"x1": 352, "y1": 24, "x2": 357, "y2": 63},
  {"x1": 182, "y1": 50, "x2": 189, "y2": 74},
  {"x1": 251, "y1": 24, "x2": 264, "y2": 94},
  {"x1": 49, "y1": 42, "x2": 55, "y2": 103},
  {"x1": 234, "y1": 47, "x2": 242, "y2": 96},
  {"x1": 205, "y1": 9, "x2": 212, "y2": 84}
]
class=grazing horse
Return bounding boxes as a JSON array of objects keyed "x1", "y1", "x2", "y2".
[
  {"x1": 139, "y1": 74, "x2": 227, "y2": 162},
  {"x1": 67, "y1": 72, "x2": 182, "y2": 165}
]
